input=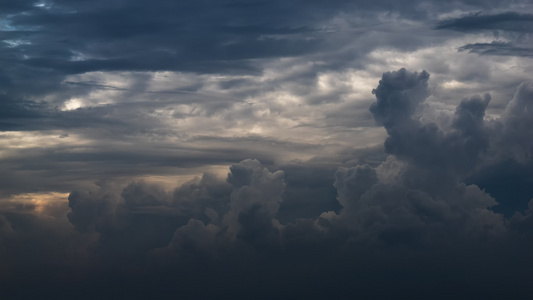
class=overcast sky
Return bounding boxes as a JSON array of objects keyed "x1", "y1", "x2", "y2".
[{"x1": 1, "y1": 0, "x2": 533, "y2": 298}]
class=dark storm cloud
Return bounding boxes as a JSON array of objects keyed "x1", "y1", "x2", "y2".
[
  {"x1": 2, "y1": 0, "x2": 533, "y2": 297},
  {"x1": 0, "y1": 1, "x2": 515, "y2": 94},
  {"x1": 370, "y1": 69, "x2": 491, "y2": 183},
  {"x1": 466, "y1": 80, "x2": 533, "y2": 216},
  {"x1": 0, "y1": 0, "x2": 333, "y2": 129},
  {"x1": 499, "y1": 81, "x2": 533, "y2": 161},
  {"x1": 276, "y1": 162, "x2": 341, "y2": 223},
  {"x1": 467, "y1": 159, "x2": 533, "y2": 216},
  {"x1": 0, "y1": 0, "x2": 527, "y2": 137},
  {"x1": 436, "y1": 11, "x2": 533, "y2": 32},
  {"x1": 318, "y1": 69, "x2": 503, "y2": 247},
  {"x1": 66, "y1": 177, "x2": 230, "y2": 269},
  {"x1": 370, "y1": 68, "x2": 431, "y2": 128},
  {"x1": 436, "y1": 11, "x2": 533, "y2": 58},
  {"x1": 458, "y1": 41, "x2": 533, "y2": 57},
  {"x1": 4, "y1": 68, "x2": 533, "y2": 299},
  {"x1": 0, "y1": 0, "x2": 35, "y2": 12},
  {"x1": 2, "y1": 0, "x2": 332, "y2": 78}
]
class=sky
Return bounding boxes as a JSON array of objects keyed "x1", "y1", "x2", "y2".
[{"x1": 1, "y1": 0, "x2": 533, "y2": 298}]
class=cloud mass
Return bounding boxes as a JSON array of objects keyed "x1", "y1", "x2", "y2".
[{"x1": 1, "y1": 0, "x2": 533, "y2": 299}]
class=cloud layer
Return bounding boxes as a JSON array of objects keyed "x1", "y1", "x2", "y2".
[
  {"x1": 1, "y1": 0, "x2": 533, "y2": 298},
  {"x1": 2, "y1": 68, "x2": 533, "y2": 298}
]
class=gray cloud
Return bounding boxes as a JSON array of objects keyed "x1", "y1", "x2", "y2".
[
  {"x1": 436, "y1": 12, "x2": 533, "y2": 58},
  {"x1": 458, "y1": 41, "x2": 533, "y2": 57},
  {"x1": 4, "y1": 69, "x2": 532, "y2": 299},
  {"x1": 500, "y1": 81, "x2": 533, "y2": 161},
  {"x1": 436, "y1": 12, "x2": 533, "y2": 32},
  {"x1": 2, "y1": 0, "x2": 533, "y2": 298}
]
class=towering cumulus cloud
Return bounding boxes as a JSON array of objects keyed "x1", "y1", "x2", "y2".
[{"x1": 328, "y1": 69, "x2": 503, "y2": 248}]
